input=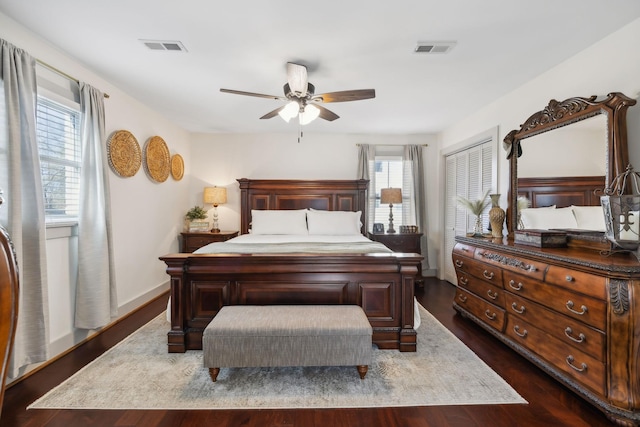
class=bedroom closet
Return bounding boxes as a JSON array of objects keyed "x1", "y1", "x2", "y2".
[{"x1": 442, "y1": 129, "x2": 497, "y2": 284}]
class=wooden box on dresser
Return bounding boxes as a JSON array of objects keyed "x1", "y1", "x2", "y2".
[{"x1": 453, "y1": 235, "x2": 640, "y2": 426}]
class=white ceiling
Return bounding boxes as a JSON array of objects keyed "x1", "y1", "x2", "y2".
[{"x1": 1, "y1": 1, "x2": 640, "y2": 135}]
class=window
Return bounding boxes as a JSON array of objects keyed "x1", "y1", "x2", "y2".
[
  {"x1": 36, "y1": 97, "x2": 81, "y2": 220},
  {"x1": 371, "y1": 148, "x2": 416, "y2": 229},
  {"x1": 373, "y1": 156, "x2": 405, "y2": 225},
  {"x1": 35, "y1": 63, "x2": 82, "y2": 222}
]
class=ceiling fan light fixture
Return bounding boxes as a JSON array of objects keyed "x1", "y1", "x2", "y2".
[
  {"x1": 278, "y1": 101, "x2": 299, "y2": 122},
  {"x1": 299, "y1": 104, "x2": 320, "y2": 125}
]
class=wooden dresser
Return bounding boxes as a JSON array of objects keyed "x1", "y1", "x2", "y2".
[{"x1": 453, "y1": 235, "x2": 640, "y2": 426}]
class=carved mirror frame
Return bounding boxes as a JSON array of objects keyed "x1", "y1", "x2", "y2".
[{"x1": 504, "y1": 92, "x2": 637, "y2": 238}]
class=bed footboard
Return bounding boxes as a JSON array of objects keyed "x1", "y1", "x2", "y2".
[{"x1": 160, "y1": 253, "x2": 420, "y2": 353}]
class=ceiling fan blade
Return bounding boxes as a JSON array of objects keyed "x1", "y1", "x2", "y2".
[
  {"x1": 220, "y1": 88, "x2": 286, "y2": 101},
  {"x1": 259, "y1": 105, "x2": 287, "y2": 120},
  {"x1": 313, "y1": 104, "x2": 340, "y2": 121},
  {"x1": 286, "y1": 63, "x2": 308, "y2": 96},
  {"x1": 313, "y1": 89, "x2": 376, "y2": 103}
]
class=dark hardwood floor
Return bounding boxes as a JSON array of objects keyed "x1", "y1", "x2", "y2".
[{"x1": 1, "y1": 278, "x2": 616, "y2": 426}]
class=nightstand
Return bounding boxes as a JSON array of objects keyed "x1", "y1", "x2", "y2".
[
  {"x1": 180, "y1": 231, "x2": 239, "y2": 253},
  {"x1": 368, "y1": 231, "x2": 423, "y2": 284}
]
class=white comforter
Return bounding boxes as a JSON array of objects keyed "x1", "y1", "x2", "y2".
[{"x1": 193, "y1": 233, "x2": 393, "y2": 254}]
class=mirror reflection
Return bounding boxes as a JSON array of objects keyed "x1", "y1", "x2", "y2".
[{"x1": 518, "y1": 114, "x2": 607, "y2": 179}]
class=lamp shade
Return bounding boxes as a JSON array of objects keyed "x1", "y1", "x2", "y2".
[
  {"x1": 203, "y1": 187, "x2": 227, "y2": 206},
  {"x1": 381, "y1": 188, "x2": 402, "y2": 204}
]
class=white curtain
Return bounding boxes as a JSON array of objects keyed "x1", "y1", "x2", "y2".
[
  {"x1": 357, "y1": 144, "x2": 376, "y2": 232},
  {"x1": 404, "y1": 145, "x2": 429, "y2": 269},
  {"x1": 74, "y1": 83, "x2": 117, "y2": 329},
  {"x1": 0, "y1": 39, "x2": 50, "y2": 379}
]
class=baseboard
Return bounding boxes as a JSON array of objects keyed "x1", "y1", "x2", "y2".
[{"x1": 47, "y1": 281, "x2": 170, "y2": 357}]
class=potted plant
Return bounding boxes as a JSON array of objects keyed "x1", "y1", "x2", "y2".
[
  {"x1": 457, "y1": 190, "x2": 490, "y2": 236},
  {"x1": 185, "y1": 206, "x2": 208, "y2": 231}
]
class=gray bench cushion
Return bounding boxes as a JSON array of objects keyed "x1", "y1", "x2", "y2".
[{"x1": 203, "y1": 305, "x2": 372, "y2": 368}]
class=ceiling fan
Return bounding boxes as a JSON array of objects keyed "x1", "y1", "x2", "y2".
[{"x1": 220, "y1": 62, "x2": 375, "y2": 125}]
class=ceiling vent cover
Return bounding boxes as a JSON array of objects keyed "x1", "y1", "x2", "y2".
[
  {"x1": 140, "y1": 40, "x2": 188, "y2": 52},
  {"x1": 414, "y1": 41, "x2": 456, "y2": 54}
]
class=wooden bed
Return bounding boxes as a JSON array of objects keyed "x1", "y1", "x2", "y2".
[
  {"x1": 517, "y1": 175, "x2": 608, "y2": 250},
  {"x1": 160, "y1": 179, "x2": 422, "y2": 353},
  {"x1": 517, "y1": 175, "x2": 605, "y2": 208}
]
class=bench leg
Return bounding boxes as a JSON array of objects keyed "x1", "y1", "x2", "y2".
[
  {"x1": 209, "y1": 367, "x2": 220, "y2": 382},
  {"x1": 357, "y1": 365, "x2": 368, "y2": 380}
]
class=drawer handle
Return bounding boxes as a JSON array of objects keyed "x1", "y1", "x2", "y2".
[
  {"x1": 486, "y1": 289, "x2": 498, "y2": 300},
  {"x1": 484, "y1": 310, "x2": 496, "y2": 320},
  {"x1": 511, "y1": 302, "x2": 526, "y2": 314},
  {"x1": 483, "y1": 270, "x2": 495, "y2": 280},
  {"x1": 566, "y1": 355, "x2": 587, "y2": 372},
  {"x1": 566, "y1": 300, "x2": 588, "y2": 316},
  {"x1": 513, "y1": 325, "x2": 528, "y2": 337},
  {"x1": 455, "y1": 259, "x2": 463, "y2": 268},
  {"x1": 564, "y1": 327, "x2": 586, "y2": 343},
  {"x1": 461, "y1": 247, "x2": 469, "y2": 252},
  {"x1": 508, "y1": 280, "x2": 523, "y2": 291},
  {"x1": 565, "y1": 275, "x2": 574, "y2": 282},
  {"x1": 457, "y1": 294, "x2": 467, "y2": 303},
  {"x1": 459, "y1": 276, "x2": 469, "y2": 286}
]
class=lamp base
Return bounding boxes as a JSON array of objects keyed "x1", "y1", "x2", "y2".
[
  {"x1": 387, "y1": 204, "x2": 396, "y2": 233},
  {"x1": 210, "y1": 228, "x2": 220, "y2": 234}
]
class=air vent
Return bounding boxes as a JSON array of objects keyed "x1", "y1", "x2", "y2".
[
  {"x1": 140, "y1": 40, "x2": 188, "y2": 52},
  {"x1": 414, "y1": 41, "x2": 456, "y2": 54}
]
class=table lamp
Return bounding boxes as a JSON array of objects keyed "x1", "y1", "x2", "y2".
[
  {"x1": 203, "y1": 186, "x2": 227, "y2": 233},
  {"x1": 380, "y1": 188, "x2": 402, "y2": 233}
]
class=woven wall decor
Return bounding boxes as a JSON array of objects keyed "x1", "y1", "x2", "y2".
[
  {"x1": 143, "y1": 136, "x2": 171, "y2": 183},
  {"x1": 170, "y1": 154, "x2": 184, "y2": 181},
  {"x1": 107, "y1": 130, "x2": 142, "y2": 177}
]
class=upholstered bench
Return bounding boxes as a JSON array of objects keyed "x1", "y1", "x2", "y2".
[{"x1": 203, "y1": 305, "x2": 373, "y2": 381}]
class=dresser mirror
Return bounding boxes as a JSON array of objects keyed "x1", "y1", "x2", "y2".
[{"x1": 504, "y1": 92, "x2": 637, "y2": 238}]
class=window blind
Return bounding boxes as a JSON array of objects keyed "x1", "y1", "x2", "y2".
[{"x1": 36, "y1": 97, "x2": 81, "y2": 219}]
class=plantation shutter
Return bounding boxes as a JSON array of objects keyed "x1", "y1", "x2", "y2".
[{"x1": 443, "y1": 140, "x2": 494, "y2": 283}]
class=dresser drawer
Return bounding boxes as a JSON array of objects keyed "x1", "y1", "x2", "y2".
[
  {"x1": 475, "y1": 248, "x2": 547, "y2": 281},
  {"x1": 185, "y1": 236, "x2": 217, "y2": 252},
  {"x1": 454, "y1": 288, "x2": 506, "y2": 332},
  {"x1": 505, "y1": 316, "x2": 606, "y2": 396},
  {"x1": 503, "y1": 271, "x2": 606, "y2": 330},
  {"x1": 505, "y1": 292, "x2": 605, "y2": 361},
  {"x1": 545, "y1": 266, "x2": 606, "y2": 300},
  {"x1": 453, "y1": 254, "x2": 503, "y2": 287},
  {"x1": 457, "y1": 272, "x2": 505, "y2": 308},
  {"x1": 453, "y1": 242, "x2": 475, "y2": 257}
]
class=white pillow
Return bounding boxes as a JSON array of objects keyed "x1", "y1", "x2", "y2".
[
  {"x1": 520, "y1": 206, "x2": 578, "y2": 229},
  {"x1": 251, "y1": 209, "x2": 308, "y2": 235},
  {"x1": 571, "y1": 205, "x2": 606, "y2": 231},
  {"x1": 306, "y1": 210, "x2": 362, "y2": 235}
]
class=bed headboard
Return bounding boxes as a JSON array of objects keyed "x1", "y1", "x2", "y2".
[
  {"x1": 517, "y1": 175, "x2": 605, "y2": 208},
  {"x1": 237, "y1": 179, "x2": 369, "y2": 235}
]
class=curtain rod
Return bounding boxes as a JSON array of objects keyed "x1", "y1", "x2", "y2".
[
  {"x1": 36, "y1": 59, "x2": 110, "y2": 98},
  {"x1": 356, "y1": 143, "x2": 428, "y2": 147}
]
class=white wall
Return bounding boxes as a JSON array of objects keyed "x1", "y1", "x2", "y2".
[
  {"x1": 436, "y1": 17, "x2": 640, "y2": 277},
  {"x1": 189, "y1": 132, "x2": 439, "y2": 273},
  {"x1": 0, "y1": 13, "x2": 191, "y2": 365}
]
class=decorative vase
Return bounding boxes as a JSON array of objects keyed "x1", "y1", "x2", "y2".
[
  {"x1": 472, "y1": 215, "x2": 483, "y2": 236},
  {"x1": 489, "y1": 194, "x2": 506, "y2": 238}
]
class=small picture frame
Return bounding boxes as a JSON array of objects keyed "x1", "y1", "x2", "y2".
[{"x1": 373, "y1": 223, "x2": 384, "y2": 233}]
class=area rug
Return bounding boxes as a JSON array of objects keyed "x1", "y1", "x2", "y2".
[{"x1": 28, "y1": 305, "x2": 526, "y2": 410}]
